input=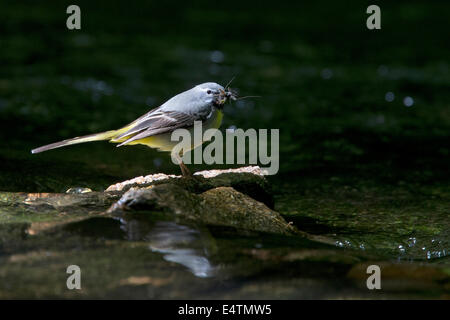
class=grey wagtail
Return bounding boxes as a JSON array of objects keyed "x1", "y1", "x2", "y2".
[{"x1": 32, "y1": 82, "x2": 237, "y2": 176}]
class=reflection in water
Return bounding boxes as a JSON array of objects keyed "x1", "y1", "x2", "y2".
[
  {"x1": 148, "y1": 222, "x2": 215, "y2": 278},
  {"x1": 154, "y1": 248, "x2": 214, "y2": 278},
  {"x1": 120, "y1": 218, "x2": 215, "y2": 278}
]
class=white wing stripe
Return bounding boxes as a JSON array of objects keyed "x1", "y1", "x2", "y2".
[{"x1": 139, "y1": 111, "x2": 177, "y2": 123}]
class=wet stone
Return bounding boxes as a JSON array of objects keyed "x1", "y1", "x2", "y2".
[
  {"x1": 66, "y1": 187, "x2": 93, "y2": 194},
  {"x1": 108, "y1": 183, "x2": 297, "y2": 236},
  {"x1": 1, "y1": 167, "x2": 285, "y2": 235},
  {"x1": 105, "y1": 166, "x2": 274, "y2": 208},
  {"x1": 23, "y1": 192, "x2": 120, "y2": 213},
  {"x1": 0, "y1": 191, "x2": 121, "y2": 216}
]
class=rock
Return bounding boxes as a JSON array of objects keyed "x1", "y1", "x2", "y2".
[
  {"x1": 10, "y1": 167, "x2": 293, "y2": 236},
  {"x1": 106, "y1": 173, "x2": 177, "y2": 192},
  {"x1": 18, "y1": 191, "x2": 120, "y2": 214},
  {"x1": 200, "y1": 187, "x2": 292, "y2": 235},
  {"x1": 200, "y1": 171, "x2": 274, "y2": 208},
  {"x1": 105, "y1": 166, "x2": 273, "y2": 208},
  {"x1": 109, "y1": 184, "x2": 202, "y2": 218},
  {"x1": 65, "y1": 187, "x2": 93, "y2": 194},
  {"x1": 108, "y1": 184, "x2": 297, "y2": 236},
  {"x1": 195, "y1": 166, "x2": 266, "y2": 178}
]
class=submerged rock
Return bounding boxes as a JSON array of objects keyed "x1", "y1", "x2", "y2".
[
  {"x1": 2, "y1": 191, "x2": 120, "y2": 216},
  {"x1": 24, "y1": 191, "x2": 119, "y2": 212}
]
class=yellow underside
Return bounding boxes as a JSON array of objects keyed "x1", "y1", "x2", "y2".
[{"x1": 110, "y1": 110, "x2": 223, "y2": 152}]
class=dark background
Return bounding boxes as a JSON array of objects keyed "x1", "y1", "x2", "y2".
[{"x1": 0, "y1": 0, "x2": 448, "y2": 193}]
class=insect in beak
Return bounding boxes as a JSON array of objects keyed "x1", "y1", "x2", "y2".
[
  {"x1": 216, "y1": 88, "x2": 237, "y2": 105},
  {"x1": 225, "y1": 88, "x2": 238, "y2": 101}
]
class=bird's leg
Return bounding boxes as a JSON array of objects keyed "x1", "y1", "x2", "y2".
[
  {"x1": 179, "y1": 160, "x2": 192, "y2": 177},
  {"x1": 174, "y1": 153, "x2": 192, "y2": 177}
]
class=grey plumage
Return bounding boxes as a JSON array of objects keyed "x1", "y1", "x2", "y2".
[{"x1": 31, "y1": 82, "x2": 227, "y2": 154}]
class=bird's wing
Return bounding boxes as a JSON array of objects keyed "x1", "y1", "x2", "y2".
[{"x1": 114, "y1": 109, "x2": 203, "y2": 147}]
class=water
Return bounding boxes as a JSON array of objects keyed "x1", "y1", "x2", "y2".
[{"x1": 0, "y1": 0, "x2": 449, "y2": 298}]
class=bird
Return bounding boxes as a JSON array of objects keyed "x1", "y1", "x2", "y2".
[{"x1": 31, "y1": 82, "x2": 237, "y2": 176}]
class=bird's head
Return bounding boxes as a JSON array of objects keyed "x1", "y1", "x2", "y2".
[{"x1": 195, "y1": 82, "x2": 237, "y2": 109}]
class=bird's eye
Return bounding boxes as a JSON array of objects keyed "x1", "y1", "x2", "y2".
[{"x1": 207, "y1": 90, "x2": 212, "y2": 94}]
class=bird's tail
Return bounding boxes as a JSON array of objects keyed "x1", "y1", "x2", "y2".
[{"x1": 31, "y1": 130, "x2": 118, "y2": 154}]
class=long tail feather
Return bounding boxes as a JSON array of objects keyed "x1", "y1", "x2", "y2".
[{"x1": 31, "y1": 130, "x2": 118, "y2": 154}]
